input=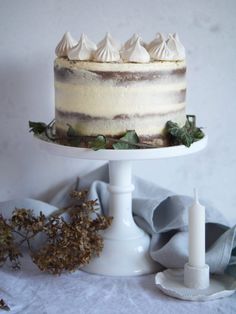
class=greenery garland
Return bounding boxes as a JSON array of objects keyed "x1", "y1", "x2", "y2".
[{"x1": 29, "y1": 115, "x2": 204, "y2": 150}]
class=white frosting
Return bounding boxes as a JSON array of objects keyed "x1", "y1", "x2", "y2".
[
  {"x1": 147, "y1": 32, "x2": 165, "y2": 50},
  {"x1": 166, "y1": 33, "x2": 186, "y2": 60},
  {"x1": 97, "y1": 32, "x2": 120, "y2": 50},
  {"x1": 55, "y1": 57, "x2": 186, "y2": 138},
  {"x1": 56, "y1": 56, "x2": 186, "y2": 71},
  {"x1": 68, "y1": 33, "x2": 96, "y2": 61},
  {"x1": 55, "y1": 32, "x2": 77, "y2": 57},
  {"x1": 122, "y1": 33, "x2": 144, "y2": 50},
  {"x1": 93, "y1": 37, "x2": 120, "y2": 62},
  {"x1": 121, "y1": 38, "x2": 150, "y2": 63}
]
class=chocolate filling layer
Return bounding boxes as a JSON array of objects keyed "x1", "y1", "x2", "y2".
[
  {"x1": 55, "y1": 126, "x2": 168, "y2": 147},
  {"x1": 89, "y1": 68, "x2": 186, "y2": 81},
  {"x1": 54, "y1": 65, "x2": 186, "y2": 84},
  {"x1": 55, "y1": 102, "x2": 186, "y2": 121}
]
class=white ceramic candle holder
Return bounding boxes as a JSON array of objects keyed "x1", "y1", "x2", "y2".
[
  {"x1": 155, "y1": 269, "x2": 236, "y2": 301},
  {"x1": 184, "y1": 263, "x2": 210, "y2": 289}
]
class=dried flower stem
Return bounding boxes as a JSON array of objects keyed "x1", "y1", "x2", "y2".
[{"x1": 0, "y1": 190, "x2": 112, "y2": 275}]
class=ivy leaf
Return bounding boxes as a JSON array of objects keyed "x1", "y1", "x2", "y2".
[
  {"x1": 192, "y1": 127, "x2": 204, "y2": 140},
  {"x1": 166, "y1": 121, "x2": 181, "y2": 137},
  {"x1": 66, "y1": 124, "x2": 77, "y2": 138},
  {"x1": 66, "y1": 124, "x2": 81, "y2": 146},
  {"x1": 165, "y1": 115, "x2": 204, "y2": 147},
  {"x1": 89, "y1": 135, "x2": 107, "y2": 151},
  {"x1": 29, "y1": 121, "x2": 47, "y2": 134},
  {"x1": 113, "y1": 130, "x2": 139, "y2": 149},
  {"x1": 179, "y1": 129, "x2": 194, "y2": 147}
]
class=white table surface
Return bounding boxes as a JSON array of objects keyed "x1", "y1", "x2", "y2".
[{"x1": 1, "y1": 255, "x2": 236, "y2": 314}]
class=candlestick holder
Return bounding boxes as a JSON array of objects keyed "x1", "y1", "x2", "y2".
[
  {"x1": 155, "y1": 269, "x2": 236, "y2": 301},
  {"x1": 184, "y1": 263, "x2": 209, "y2": 289}
]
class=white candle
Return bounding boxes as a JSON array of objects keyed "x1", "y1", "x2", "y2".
[{"x1": 188, "y1": 189, "x2": 206, "y2": 268}]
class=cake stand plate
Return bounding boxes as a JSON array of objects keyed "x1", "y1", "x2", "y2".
[
  {"x1": 155, "y1": 269, "x2": 236, "y2": 301},
  {"x1": 36, "y1": 135, "x2": 207, "y2": 161},
  {"x1": 36, "y1": 136, "x2": 207, "y2": 276}
]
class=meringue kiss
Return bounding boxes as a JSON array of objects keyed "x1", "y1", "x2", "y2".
[{"x1": 55, "y1": 32, "x2": 77, "y2": 57}]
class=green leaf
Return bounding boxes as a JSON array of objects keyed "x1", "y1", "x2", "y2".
[
  {"x1": 179, "y1": 128, "x2": 194, "y2": 147},
  {"x1": 192, "y1": 127, "x2": 205, "y2": 141},
  {"x1": 113, "y1": 130, "x2": 139, "y2": 149},
  {"x1": 65, "y1": 124, "x2": 81, "y2": 146},
  {"x1": 29, "y1": 121, "x2": 47, "y2": 134},
  {"x1": 166, "y1": 121, "x2": 181, "y2": 137},
  {"x1": 89, "y1": 135, "x2": 107, "y2": 151},
  {"x1": 165, "y1": 116, "x2": 204, "y2": 147},
  {"x1": 66, "y1": 124, "x2": 77, "y2": 138},
  {"x1": 166, "y1": 120, "x2": 178, "y2": 129}
]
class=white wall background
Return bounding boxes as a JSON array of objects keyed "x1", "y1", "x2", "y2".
[{"x1": 0, "y1": 0, "x2": 235, "y2": 222}]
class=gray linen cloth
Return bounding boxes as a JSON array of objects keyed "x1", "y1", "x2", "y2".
[{"x1": 0, "y1": 164, "x2": 236, "y2": 276}]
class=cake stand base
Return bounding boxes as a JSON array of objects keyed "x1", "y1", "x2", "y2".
[
  {"x1": 83, "y1": 230, "x2": 157, "y2": 276},
  {"x1": 155, "y1": 269, "x2": 236, "y2": 301}
]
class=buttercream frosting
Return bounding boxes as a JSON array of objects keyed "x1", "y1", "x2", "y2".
[
  {"x1": 93, "y1": 36, "x2": 120, "y2": 62},
  {"x1": 121, "y1": 37, "x2": 150, "y2": 63},
  {"x1": 55, "y1": 32, "x2": 77, "y2": 57},
  {"x1": 68, "y1": 33, "x2": 96, "y2": 61}
]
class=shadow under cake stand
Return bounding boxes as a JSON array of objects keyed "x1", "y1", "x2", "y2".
[{"x1": 36, "y1": 136, "x2": 207, "y2": 276}]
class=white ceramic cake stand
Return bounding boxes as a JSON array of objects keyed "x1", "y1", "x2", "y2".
[{"x1": 36, "y1": 136, "x2": 207, "y2": 276}]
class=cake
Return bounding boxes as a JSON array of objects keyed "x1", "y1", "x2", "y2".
[{"x1": 54, "y1": 32, "x2": 186, "y2": 146}]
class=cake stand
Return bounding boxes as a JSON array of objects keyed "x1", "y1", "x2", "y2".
[{"x1": 36, "y1": 136, "x2": 207, "y2": 276}]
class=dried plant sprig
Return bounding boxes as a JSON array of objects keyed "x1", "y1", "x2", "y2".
[
  {"x1": 0, "y1": 190, "x2": 112, "y2": 275},
  {"x1": 0, "y1": 299, "x2": 10, "y2": 312},
  {"x1": 0, "y1": 215, "x2": 21, "y2": 269}
]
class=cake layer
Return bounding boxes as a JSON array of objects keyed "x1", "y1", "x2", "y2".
[
  {"x1": 54, "y1": 67, "x2": 186, "y2": 84},
  {"x1": 55, "y1": 57, "x2": 186, "y2": 71},
  {"x1": 56, "y1": 106, "x2": 185, "y2": 137},
  {"x1": 55, "y1": 82, "x2": 186, "y2": 117},
  {"x1": 54, "y1": 58, "x2": 187, "y2": 144}
]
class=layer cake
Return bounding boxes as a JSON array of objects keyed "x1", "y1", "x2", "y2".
[{"x1": 54, "y1": 32, "x2": 187, "y2": 146}]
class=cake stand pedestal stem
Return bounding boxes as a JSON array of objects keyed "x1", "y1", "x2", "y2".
[
  {"x1": 83, "y1": 160, "x2": 157, "y2": 276},
  {"x1": 107, "y1": 160, "x2": 139, "y2": 239}
]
